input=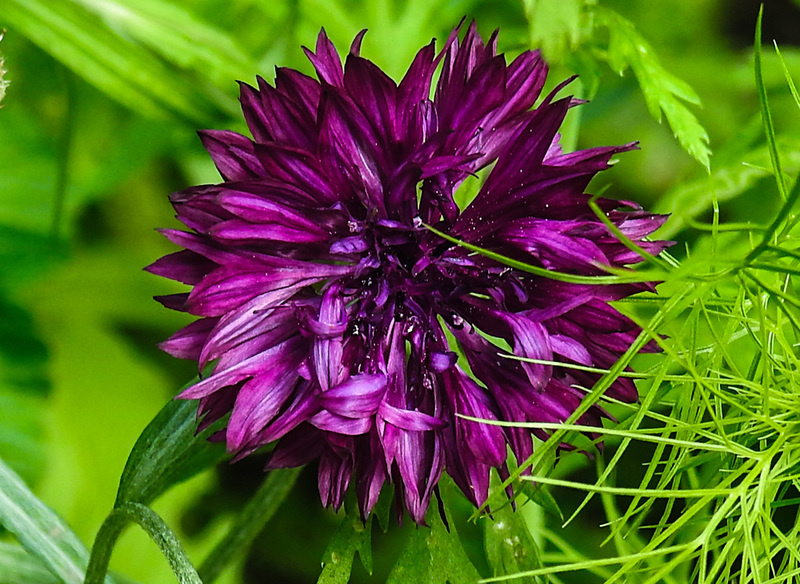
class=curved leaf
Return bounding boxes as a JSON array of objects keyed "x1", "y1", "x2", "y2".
[
  {"x1": 115, "y1": 393, "x2": 225, "y2": 506},
  {"x1": 0, "y1": 457, "x2": 113, "y2": 584}
]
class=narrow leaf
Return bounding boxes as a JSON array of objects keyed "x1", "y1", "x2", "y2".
[
  {"x1": 72, "y1": 0, "x2": 253, "y2": 91},
  {"x1": 652, "y1": 139, "x2": 800, "y2": 238},
  {"x1": 0, "y1": 457, "x2": 112, "y2": 584},
  {"x1": 115, "y1": 391, "x2": 225, "y2": 506},
  {"x1": 0, "y1": 541, "x2": 60, "y2": 584},
  {"x1": 519, "y1": 481, "x2": 563, "y2": 521},
  {"x1": 752, "y1": 6, "x2": 786, "y2": 202},
  {"x1": 3, "y1": 0, "x2": 232, "y2": 122},
  {"x1": 199, "y1": 467, "x2": 302, "y2": 584},
  {"x1": 0, "y1": 34, "x2": 7, "y2": 105},
  {"x1": 317, "y1": 510, "x2": 372, "y2": 584}
]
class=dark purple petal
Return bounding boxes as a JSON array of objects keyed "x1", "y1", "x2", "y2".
[
  {"x1": 150, "y1": 22, "x2": 667, "y2": 525},
  {"x1": 179, "y1": 336, "x2": 302, "y2": 400},
  {"x1": 317, "y1": 90, "x2": 386, "y2": 212},
  {"x1": 199, "y1": 130, "x2": 263, "y2": 181},
  {"x1": 251, "y1": 380, "x2": 319, "y2": 445},
  {"x1": 240, "y1": 77, "x2": 318, "y2": 149},
  {"x1": 267, "y1": 425, "x2": 325, "y2": 469},
  {"x1": 355, "y1": 429, "x2": 388, "y2": 519},
  {"x1": 274, "y1": 67, "x2": 322, "y2": 117},
  {"x1": 502, "y1": 312, "x2": 553, "y2": 390},
  {"x1": 145, "y1": 250, "x2": 217, "y2": 285},
  {"x1": 344, "y1": 54, "x2": 397, "y2": 145},
  {"x1": 304, "y1": 28, "x2": 345, "y2": 87},
  {"x1": 252, "y1": 143, "x2": 338, "y2": 204}
]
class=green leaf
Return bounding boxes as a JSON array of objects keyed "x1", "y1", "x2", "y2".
[
  {"x1": 0, "y1": 226, "x2": 60, "y2": 288},
  {"x1": 317, "y1": 510, "x2": 373, "y2": 584},
  {"x1": 518, "y1": 481, "x2": 563, "y2": 522},
  {"x1": 72, "y1": 0, "x2": 253, "y2": 94},
  {"x1": 0, "y1": 389, "x2": 46, "y2": 485},
  {"x1": 387, "y1": 496, "x2": 482, "y2": 584},
  {"x1": 0, "y1": 541, "x2": 60, "y2": 584},
  {"x1": 2, "y1": 0, "x2": 235, "y2": 123},
  {"x1": 597, "y1": 7, "x2": 710, "y2": 169},
  {"x1": 426, "y1": 508, "x2": 482, "y2": 584},
  {"x1": 0, "y1": 456, "x2": 113, "y2": 584},
  {"x1": 484, "y1": 503, "x2": 543, "y2": 583},
  {"x1": 523, "y1": 0, "x2": 592, "y2": 64},
  {"x1": 198, "y1": 467, "x2": 302, "y2": 584},
  {"x1": 386, "y1": 526, "x2": 430, "y2": 584},
  {"x1": 115, "y1": 393, "x2": 226, "y2": 506}
]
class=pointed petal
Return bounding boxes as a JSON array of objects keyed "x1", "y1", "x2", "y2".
[
  {"x1": 198, "y1": 130, "x2": 263, "y2": 181},
  {"x1": 304, "y1": 29, "x2": 345, "y2": 87}
]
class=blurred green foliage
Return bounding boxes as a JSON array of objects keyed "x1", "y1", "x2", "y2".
[{"x1": 1, "y1": 0, "x2": 800, "y2": 582}]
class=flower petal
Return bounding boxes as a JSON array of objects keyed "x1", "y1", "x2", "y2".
[{"x1": 318, "y1": 373, "x2": 388, "y2": 418}]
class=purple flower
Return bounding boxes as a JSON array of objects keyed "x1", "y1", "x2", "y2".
[{"x1": 147, "y1": 22, "x2": 668, "y2": 524}]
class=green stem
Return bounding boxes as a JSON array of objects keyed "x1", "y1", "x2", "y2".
[
  {"x1": 198, "y1": 467, "x2": 302, "y2": 584},
  {"x1": 84, "y1": 503, "x2": 201, "y2": 584},
  {"x1": 745, "y1": 6, "x2": 800, "y2": 264}
]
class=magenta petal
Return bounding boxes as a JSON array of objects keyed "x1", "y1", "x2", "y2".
[
  {"x1": 227, "y1": 367, "x2": 300, "y2": 451},
  {"x1": 253, "y1": 380, "x2": 318, "y2": 445},
  {"x1": 550, "y1": 334, "x2": 593, "y2": 365},
  {"x1": 217, "y1": 191, "x2": 327, "y2": 232},
  {"x1": 309, "y1": 410, "x2": 373, "y2": 435},
  {"x1": 448, "y1": 371, "x2": 506, "y2": 467},
  {"x1": 428, "y1": 351, "x2": 457, "y2": 372},
  {"x1": 210, "y1": 219, "x2": 329, "y2": 244},
  {"x1": 159, "y1": 318, "x2": 217, "y2": 360},
  {"x1": 318, "y1": 373, "x2": 387, "y2": 418},
  {"x1": 378, "y1": 402, "x2": 447, "y2": 431},
  {"x1": 394, "y1": 427, "x2": 444, "y2": 525},
  {"x1": 318, "y1": 446, "x2": 353, "y2": 510},
  {"x1": 503, "y1": 313, "x2": 553, "y2": 389}
]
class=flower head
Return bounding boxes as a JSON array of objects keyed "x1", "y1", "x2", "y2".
[{"x1": 148, "y1": 22, "x2": 668, "y2": 524}]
